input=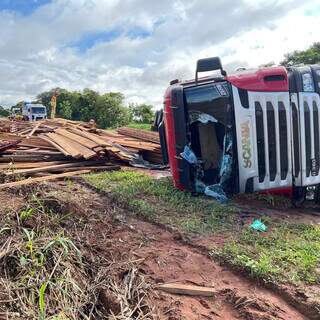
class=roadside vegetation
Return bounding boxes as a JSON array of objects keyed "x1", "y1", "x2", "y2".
[
  {"x1": 84, "y1": 170, "x2": 238, "y2": 234},
  {"x1": 126, "y1": 122, "x2": 152, "y2": 130},
  {"x1": 0, "y1": 194, "x2": 91, "y2": 319},
  {"x1": 12, "y1": 89, "x2": 155, "y2": 130},
  {"x1": 85, "y1": 170, "x2": 320, "y2": 287},
  {"x1": 215, "y1": 221, "x2": 320, "y2": 285},
  {"x1": 0, "y1": 186, "x2": 153, "y2": 320},
  {"x1": 0, "y1": 106, "x2": 10, "y2": 117}
]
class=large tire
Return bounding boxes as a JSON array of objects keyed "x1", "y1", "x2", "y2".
[
  {"x1": 314, "y1": 185, "x2": 320, "y2": 205},
  {"x1": 293, "y1": 187, "x2": 306, "y2": 207}
]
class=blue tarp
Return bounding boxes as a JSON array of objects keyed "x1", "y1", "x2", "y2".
[
  {"x1": 181, "y1": 124, "x2": 234, "y2": 204},
  {"x1": 180, "y1": 145, "x2": 198, "y2": 164},
  {"x1": 204, "y1": 185, "x2": 228, "y2": 203}
]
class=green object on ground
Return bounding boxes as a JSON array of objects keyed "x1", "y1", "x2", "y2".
[{"x1": 250, "y1": 219, "x2": 267, "y2": 232}]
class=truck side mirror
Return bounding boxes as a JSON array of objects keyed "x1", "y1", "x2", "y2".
[{"x1": 195, "y1": 57, "x2": 226, "y2": 82}]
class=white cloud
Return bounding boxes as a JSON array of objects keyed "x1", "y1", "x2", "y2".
[{"x1": 0, "y1": 0, "x2": 319, "y2": 108}]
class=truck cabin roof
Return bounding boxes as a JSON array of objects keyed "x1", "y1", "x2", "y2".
[{"x1": 170, "y1": 66, "x2": 289, "y2": 92}]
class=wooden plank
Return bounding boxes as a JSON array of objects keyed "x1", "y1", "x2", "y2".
[
  {"x1": 26, "y1": 165, "x2": 120, "y2": 175},
  {"x1": 68, "y1": 128, "x2": 111, "y2": 147},
  {"x1": 0, "y1": 154, "x2": 68, "y2": 162},
  {"x1": 6, "y1": 149, "x2": 63, "y2": 156},
  {"x1": 0, "y1": 170, "x2": 90, "y2": 189},
  {"x1": 54, "y1": 132, "x2": 97, "y2": 159},
  {"x1": 40, "y1": 135, "x2": 71, "y2": 156},
  {"x1": 47, "y1": 132, "x2": 97, "y2": 159},
  {"x1": 55, "y1": 128, "x2": 99, "y2": 149},
  {"x1": 117, "y1": 127, "x2": 160, "y2": 144},
  {"x1": 5, "y1": 160, "x2": 110, "y2": 175},
  {"x1": 0, "y1": 161, "x2": 72, "y2": 170},
  {"x1": 97, "y1": 135, "x2": 159, "y2": 151},
  {"x1": 18, "y1": 143, "x2": 57, "y2": 151},
  {"x1": 45, "y1": 133, "x2": 82, "y2": 158},
  {"x1": 156, "y1": 283, "x2": 215, "y2": 297},
  {"x1": 26, "y1": 122, "x2": 42, "y2": 138}
]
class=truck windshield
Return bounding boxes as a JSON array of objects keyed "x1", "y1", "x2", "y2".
[
  {"x1": 184, "y1": 82, "x2": 235, "y2": 195},
  {"x1": 31, "y1": 107, "x2": 45, "y2": 114},
  {"x1": 185, "y1": 82, "x2": 232, "y2": 127}
]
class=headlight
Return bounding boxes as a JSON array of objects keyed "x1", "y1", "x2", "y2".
[{"x1": 302, "y1": 73, "x2": 314, "y2": 92}]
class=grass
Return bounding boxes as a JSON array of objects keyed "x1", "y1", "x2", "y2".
[
  {"x1": 84, "y1": 170, "x2": 238, "y2": 234},
  {"x1": 85, "y1": 170, "x2": 320, "y2": 286},
  {"x1": 126, "y1": 122, "x2": 151, "y2": 130},
  {"x1": 0, "y1": 194, "x2": 88, "y2": 319},
  {"x1": 0, "y1": 187, "x2": 154, "y2": 319},
  {"x1": 215, "y1": 221, "x2": 320, "y2": 285}
]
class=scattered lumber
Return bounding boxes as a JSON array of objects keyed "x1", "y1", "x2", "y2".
[
  {"x1": 0, "y1": 118, "x2": 165, "y2": 187},
  {"x1": 0, "y1": 139, "x2": 21, "y2": 154},
  {"x1": 0, "y1": 170, "x2": 90, "y2": 189},
  {"x1": 117, "y1": 127, "x2": 160, "y2": 144},
  {"x1": 4, "y1": 161, "x2": 119, "y2": 176},
  {"x1": 156, "y1": 283, "x2": 215, "y2": 297}
]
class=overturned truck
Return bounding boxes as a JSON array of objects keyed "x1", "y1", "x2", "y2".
[{"x1": 159, "y1": 57, "x2": 320, "y2": 203}]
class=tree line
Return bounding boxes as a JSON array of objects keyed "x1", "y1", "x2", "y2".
[
  {"x1": 0, "y1": 106, "x2": 10, "y2": 117},
  {"x1": 10, "y1": 88, "x2": 155, "y2": 129},
  {"x1": 36, "y1": 88, "x2": 155, "y2": 128}
]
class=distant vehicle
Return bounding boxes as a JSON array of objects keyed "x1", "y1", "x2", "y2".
[
  {"x1": 22, "y1": 102, "x2": 47, "y2": 121},
  {"x1": 9, "y1": 107, "x2": 22, "y2": 120}
]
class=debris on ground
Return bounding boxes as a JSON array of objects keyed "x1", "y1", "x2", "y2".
[
  {"x1": 250, "y1": 219, "x2": 268, "y2": 232},
  {"x1": 0, "y1": 118, "x2": 164, "y2": 187},
  {"x1": 0, "y1": 139, "x2": 21, "y2": 153},
  {"x1": 156, "y1": 283, "x2": 216, "y2": 297},
  {"x1": 0, "y1": 169, "x2": 91, "y2": 189}
]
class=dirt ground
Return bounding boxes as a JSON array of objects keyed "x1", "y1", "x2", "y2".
[{"x1": 1, "y1": 179, "x2": 314, "y2": 320}]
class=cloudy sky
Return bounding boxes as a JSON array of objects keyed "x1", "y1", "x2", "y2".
[{"x1": 0, "y1": 0, "x2": 319, "y2": 108}]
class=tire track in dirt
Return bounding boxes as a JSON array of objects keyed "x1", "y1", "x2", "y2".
[{"x1": 116, "y1": 218, "x2": 308, "y2": 320}]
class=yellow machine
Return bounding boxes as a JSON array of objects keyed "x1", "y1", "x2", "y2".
[{"x1": 50, "y1": 95, "x2": 57, "y2": 119}]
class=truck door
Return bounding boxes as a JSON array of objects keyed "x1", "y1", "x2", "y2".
[{"x1": 289, "y1": 66, "x2": 320, "y2": 187}]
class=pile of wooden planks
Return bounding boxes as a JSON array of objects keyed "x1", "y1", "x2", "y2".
[
  {"x1": 116, "y1": 127, "x2": 160, "y2": 144},
  {"x1": 0, "y1": 118, "x2": 164, "y2": 188},
  {"x1": 0, "y1": 139, "x2": 21, "y2": 154}
]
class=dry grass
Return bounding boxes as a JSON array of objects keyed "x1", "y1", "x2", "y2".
[{"x1": 0, "y1": 188, "x2": 155, "y2": 320}]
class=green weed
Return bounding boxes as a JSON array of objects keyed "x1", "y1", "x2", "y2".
[
  {"x1": 19, "y1": 207, "x2": 34, "y2": 221},
  {"x1": 39, "y1": 282, "x2": 47, "y2": 320},
  {"x1": 126, "y1": 122, "x2": 151, "y2": 130}
]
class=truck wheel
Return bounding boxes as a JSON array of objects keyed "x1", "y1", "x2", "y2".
[
  {"x1": 314, "y1": 185, "x2": 320, "y2": 205},
  {"x1": 292, "y1": 187, "x2": 306, "y2": 207}
]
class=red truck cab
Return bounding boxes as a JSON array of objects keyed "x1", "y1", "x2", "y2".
[{"x1": 159, "y1": 57, "x2": 320, "y2": 202}]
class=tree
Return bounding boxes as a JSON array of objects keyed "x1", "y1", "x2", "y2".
[
  {"x1": 96, "y1": 92, "x2": 130, "y2": 128},
  {"x1": 35, "y1": 88, "x2": 132, "y2": 128},
  {"x1": 281, "y1": 42, "x2": 320, "y2": 66},
  {"x1": 77, "y1": 88, "x2": 99, "y2": 121},
  {"x1": 59, "y1": 100, "x2": 72, "y2": 119},
  {"x1": 0, "y1": 106, "x2": 9, "y2": 117},
  {"x1": 129, "y1": 103, "x2": 154, "y2": 123}
]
